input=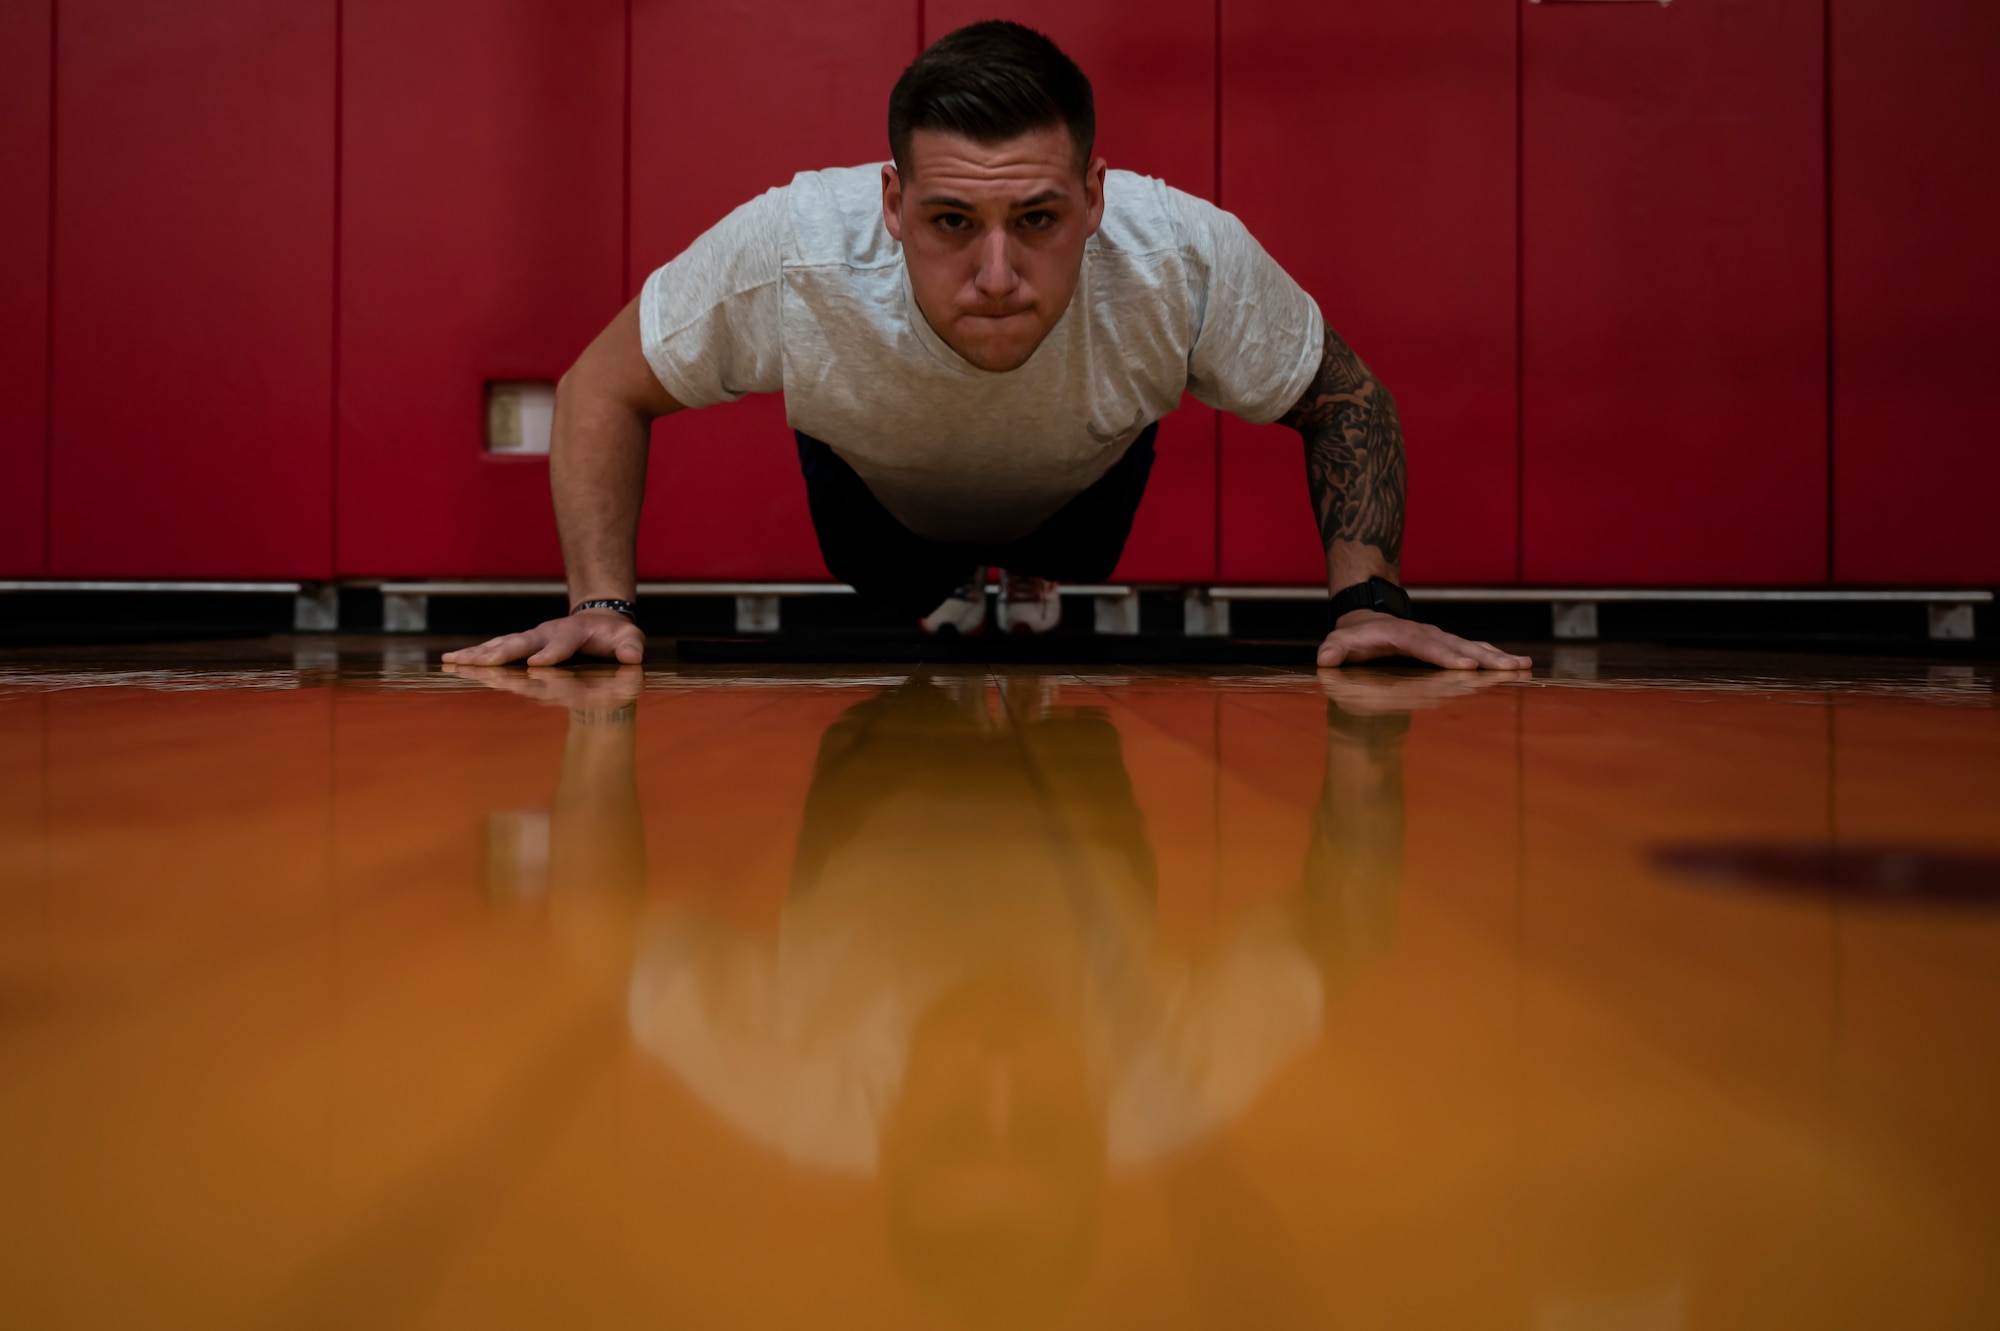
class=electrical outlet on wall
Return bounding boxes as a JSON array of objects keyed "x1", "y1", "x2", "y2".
[{"x1": 485, "y1": 381, "x2": 557, "y2": 455}]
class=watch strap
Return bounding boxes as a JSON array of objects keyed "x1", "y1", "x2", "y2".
[
  {"x1": 572, "y1": 598, "x2": 638, "y2": 620},
  {"x1": 1328, "y1": 576, "x2": 1414, "y2": 624}
]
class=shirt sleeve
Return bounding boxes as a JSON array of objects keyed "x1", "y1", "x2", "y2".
[
  {"x1": 638, "y1": 186, "x2": 788, "y2": 408},
  {"x1": 1172, "y1": 190, "x2": 1324, "y2": 425}
]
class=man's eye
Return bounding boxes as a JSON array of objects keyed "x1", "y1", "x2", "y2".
[
  {"x1": 1020, "y1": 211, "x2": 1056, "y2": 229},
  {"x1": 934, "y1": 214, "x2": 971, "y2": 232}
]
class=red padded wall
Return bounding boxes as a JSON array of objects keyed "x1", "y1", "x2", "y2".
[
  {"x1": 628, "y1": 0, "x2": 917, "y2": 580},
  {"x1": 1219, "y1": 0, "x2": 1517, "y2": 588},
  {"x1": 926, "y1": 0, "x2": 1220, "y2": 582},
  {"x1": 48, "y1": 0, "x2": 336, "y2": 578},
  {"x1": 1521, "y1": 0, "x2": 1827, "y2": 586},
  {"x1": 1832, "y1": 0, "x2": 2000, "y2": 585},
  {"x1": 0, "y1": 1, "x2": 51, "y2": 575},
  {"x1": 338, "y1": 1, "x2": 625, "y2": 578}
]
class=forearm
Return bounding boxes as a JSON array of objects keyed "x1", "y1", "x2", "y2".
[
  {"x1": 1277, "y1": 322, "x2": 1408, "y2": 597},
  {"x1": 548, "y1": 292, "x2": 686, "y2": 607},
  {"x1": 1273, "y1": 325, "x2": 1527, "y2": 670},
  {"x1": 551, "y1": 377, "x2": 651, "y2": 605}
]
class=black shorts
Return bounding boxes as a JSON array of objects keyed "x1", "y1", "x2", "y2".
[{"x1": 793, "y1": 423, "x2": 1160, "y2": 617}]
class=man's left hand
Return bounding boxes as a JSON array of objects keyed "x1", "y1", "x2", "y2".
[
  {"x1": 1317, "y1": 610, "x2": 1532, "y2": 671},
  {"x1": 441, "y1": 661, "x2": 646, "y2": 709}
]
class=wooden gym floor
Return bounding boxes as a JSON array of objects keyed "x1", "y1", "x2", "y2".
[{"x1": 1, "y1": 639, "x2": 1996, "y2": 1329}]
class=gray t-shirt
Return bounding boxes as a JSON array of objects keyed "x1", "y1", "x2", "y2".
[{"x1": 639, "y1": 165, "x2": 1323, "y2": 543}]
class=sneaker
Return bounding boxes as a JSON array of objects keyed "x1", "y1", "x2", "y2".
[
  {"x1": 995, "y1": 570, "x2": 1061, "y2": 635},
  {"x1": 920, "y1": 573, "x2": 987, "y2": 635}
]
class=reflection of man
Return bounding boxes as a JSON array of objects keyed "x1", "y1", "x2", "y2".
[
  {"x1": 631, "y1": 676, "x2": 1337, "y2": 1325},
  {"x1": 625, "y1": 680, "x2": 1330, "y2": 1175},
  {"x1": 447, "y1": 663, "x2": 1479, "y2": 1326},
  {"x1": 442, "y1": 21, "x2": 1531, "y2": 672}
]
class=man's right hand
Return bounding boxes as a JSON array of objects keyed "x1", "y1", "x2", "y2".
[{"x1": 440, "y1": 609, "x2": 645, "y2": 667}]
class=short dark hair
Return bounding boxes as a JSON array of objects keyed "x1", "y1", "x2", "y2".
[{"x1": 888, "y1": 21, "x2": 1095, "y2": 175}]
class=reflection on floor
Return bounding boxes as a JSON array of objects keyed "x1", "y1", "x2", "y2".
[{"x1": 1, "y1": 641, "x2": 1997, "y2": 1329}]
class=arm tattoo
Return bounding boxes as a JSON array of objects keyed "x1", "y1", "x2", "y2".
[{"x1": 1277, "y1": 323, "x2": 1406, "y2": 567}]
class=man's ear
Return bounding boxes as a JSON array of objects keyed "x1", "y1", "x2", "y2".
[
  {"x1": 881, "y1": 163, "x2": 905, "y2": 243},
  {"x1": 1082, "y1": 156, "x2": 1108, "y2": 238}
]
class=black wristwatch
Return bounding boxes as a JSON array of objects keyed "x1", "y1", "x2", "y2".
[
  {"x1": 1328, "y1": 576, "x2": 1414, "y2": 626},
  {"x1": 572, "y1": 598, "x2": 638, "y2": 620}
]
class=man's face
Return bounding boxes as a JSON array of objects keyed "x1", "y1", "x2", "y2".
[
  {"x1": 880, "y1": 977, "x2": 1104, "y2": 1323},
  {"x1": 883, "y1": 126, "x2": 1107, "y2": 373}
]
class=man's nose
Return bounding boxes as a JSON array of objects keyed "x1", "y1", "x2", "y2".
[{"x1": 973, "y1": 228, "x2": 1020, "y2": 299}]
